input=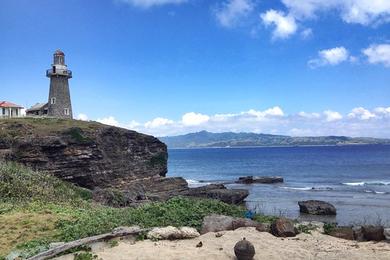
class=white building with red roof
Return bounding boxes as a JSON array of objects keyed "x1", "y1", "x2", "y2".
[{"x1": 0, "y1": 101, "x2": 24, "y2": 118}]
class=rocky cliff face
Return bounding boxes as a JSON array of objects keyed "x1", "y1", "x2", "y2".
[{"x1": 0, "y1": 118, "x2": 167, "y2": 189}]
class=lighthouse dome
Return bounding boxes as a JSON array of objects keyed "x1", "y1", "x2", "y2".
[{"x1": 54, "y1": 49, "x2": 65, "y2": 56}]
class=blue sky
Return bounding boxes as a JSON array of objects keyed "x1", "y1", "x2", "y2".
[{"x1": 1, "y1": 0, "x2": 390, "y2": 137}]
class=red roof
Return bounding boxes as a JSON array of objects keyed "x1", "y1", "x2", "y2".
[{"x1": 0, "y1": 101, "x2": 23, "y2": 108}]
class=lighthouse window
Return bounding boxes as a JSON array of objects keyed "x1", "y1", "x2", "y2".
[
  {"x1": 51, "y1": 97, "x2": 56, "y2": 104},
  {"x1": 64, "y1": 108, "x2": 69, "y2": 115}
]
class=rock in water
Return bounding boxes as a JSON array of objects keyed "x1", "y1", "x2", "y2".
[
  {"x1": 271, "y1": 218, "x2": 296, "y2": 237},
  {"x1": 236, "y1": 176, "x2": 283, "y2": 184},
  {"x1": 234, "y1": 238, "x2": 255, "y2": 260},
  {"x1": 298, "y1": 200, "x2": 337, "y2": 215}
]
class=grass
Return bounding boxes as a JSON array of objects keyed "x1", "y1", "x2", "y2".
[{"x1": 0, "y1": 162, "x2": 246, "y2": 258}]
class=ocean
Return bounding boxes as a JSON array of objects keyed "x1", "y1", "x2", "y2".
[{"x1": 167, "y1": 145, "x2": 390, "y2": 225}]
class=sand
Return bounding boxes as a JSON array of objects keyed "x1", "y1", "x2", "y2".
[{"x1": 56, "y1": 227, "x2": 390, "y2": 260}]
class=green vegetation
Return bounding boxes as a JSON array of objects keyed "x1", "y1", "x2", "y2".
[
  {"x1": 0, "y1": 162, "x2": 245, "y2": 258},
  {"x1": 323, "y1": 223, "x2": 337, "y2": 235},
  {"x1": 296, "y1": 223, "x2": 318, "y2": 234},
  {"x1": 149, "y1": 153, "x2": 167, "y2": 167},
  {"x1": 253, "y1": 214, "x2": 278, "y2": 224},
  {"x1": 64, "y1": 127, "x2": 93, "y2": 143}
]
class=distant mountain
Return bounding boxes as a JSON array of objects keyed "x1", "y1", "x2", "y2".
[{"x1": 159, "y1": 131, "x2": 390, "y2": 148}]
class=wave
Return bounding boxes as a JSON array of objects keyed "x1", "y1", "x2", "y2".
[
  {"x1": 342, "y1": 181, "x2": 390, "y2": 186},
  {"x1": 364, "y1": 190, "x2": 388, "y2": 195},
  {"x1": 186, "y1": 179, "x2": 211, "y2": 187},
  {"x1": 281, "y1": 186, "x2": 333, "y2": 191}
]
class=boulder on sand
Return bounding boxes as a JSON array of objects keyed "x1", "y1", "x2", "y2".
[
  {"x1": 298, "y1": 200, "x2": 337, "y2": 215},
  {"x1": 384, "y1": 228, "x2": 390, "y2": 240},
  {"x1": 270, "y1": 218, "x2": 296, "y2": 237},
  {"x1": 362, "y1": 226, "x2": 385, "y2": 241},
  {"x1": 200, "y1": 215, "x2": 267, "y2": 235},
  {"x1": 328, "y1": 227, "x2": 355, "y2": 240},
  {"x1": 147, "y1": 226, "x2": 200, "y2": 240}
]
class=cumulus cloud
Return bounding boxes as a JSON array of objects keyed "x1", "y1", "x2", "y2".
[
  {"x1": 215, "y1": 0, "x2": 254, "y2": 27},
  {"x1": 118, "y1": 0, "x2": 188, "y2": 8},
  {"x1": 323, "y1": 110, "x2": 343, "y2": 122},
  {"x1": 281, "y1": 0, "x2": 390, "y2": 25},
  {"x1": 308, "y1": 47, "x2": 350, "y2": 68},
  {"x1": 301, "y1": 28, "x2": 313, "y2": 39},
  {"x1": 85, "y1": 106, "x2": 390, "y2": 138},
  {"x1": 348, "y1": 107, "x2": 376, "y2": 120},
  {"x1": 182, "y1": 112, "x2": 210, "y2": 126},
  {"x1": 261, "y1": 9, "x2": 297, "y2": 39},
  {"x1": 363, "y1": 44, "x2": 390, "y2": 67}
]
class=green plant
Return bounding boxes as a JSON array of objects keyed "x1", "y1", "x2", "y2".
[
  {"x1": 149, "y1": 153, "x2": 167, "y2": 167},
  {"x1": 253, "y1": 214, "x2": 278, "y2": 223},
  {"x1": 296, "y1": 224, "x2": 317, "y2": 234},
  {"x1": 323, "y1": 223, "x2": 337, "y2": 235},
  {"x1": 65, "y1": 127, "x2": 92, "y2": 143},
  {"x1": 74, "y1": 252, "x2": 98, "y2": 260}
]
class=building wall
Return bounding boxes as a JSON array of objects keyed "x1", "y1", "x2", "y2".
[
  {"x1": 47, "y1": 76, "x2": 73, "y2": 119},
  {"x1": 0, "y1": 107, "x2": 23, "y2": 118}
]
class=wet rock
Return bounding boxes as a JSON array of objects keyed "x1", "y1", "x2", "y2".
[
  {"x1": 362, "y1": 225, "x2": 385, "y2": 241},
  {"x1": 298, "y1": 200, "x2": 337, "y2": 215},
  {"x1": 271, "y1": 218, "x2": 296, "y2": 237},
  {"x1": 328, "y1": 227, "x2": 355, "y2": 240},
  {"x1": 234, "y1": 238, "x2": 255, "y2": 260},
  {"x1": 236, "y1": 176, "x2": 283, "y2": 184}
]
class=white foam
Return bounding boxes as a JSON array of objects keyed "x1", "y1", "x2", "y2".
[
  {"x1": 342, "y1": 181, "x2": 390, "y2": 186},
  {"x1": 342, "y1": 182, "x2": 365, "y2": 186},
  {"x1": 186, "y1": 179, "x2": 210, "y2": 187},
  {"x1": 281, "y1": 187, "x2": 312, "y2": 191}
]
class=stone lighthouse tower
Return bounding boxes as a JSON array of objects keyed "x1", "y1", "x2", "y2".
[{"x1": 46, "y1": 50, "x2": 73, "y2": 119}]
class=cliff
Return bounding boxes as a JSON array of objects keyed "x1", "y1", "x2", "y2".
[
  {"x1": 0, "y1": 118, "x2": 167, "y2": 189},
  {"x1": 0, "y1": 118, "x2": 248, "y2": 205}
]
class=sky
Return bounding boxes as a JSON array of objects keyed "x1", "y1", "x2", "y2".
[{"x1": 1, "y1": 0, "x2": 390, "y2": 137}]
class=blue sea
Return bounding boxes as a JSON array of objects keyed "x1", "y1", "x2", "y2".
[{"x1": 167, "y1": 145, "x2": 390, "y2": 225}]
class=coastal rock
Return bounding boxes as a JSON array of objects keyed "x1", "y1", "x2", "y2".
[
  {"x1": 236, "y1": 176, "x2": 283, "y2": 184},
  {"x1": 298, "y1": 200, "x2": 337, "y2": 215},
  {"x1": 362, "y1": 225, "x2": 385, "y2": 241},
  {"x1": 328, "y1": 227, "x2": 355, "y2": 240},
  {"x1": 201, "y1": 215, "x2": 235, "y2": 234},
  {"x1": 147, "y1": 226, "x2": 200, "y2": 240},
  {"x1": 353, "y1": 226, "x2": 365, "y2": 241},
  {"x1": 270, "y1": 218, "x2": 296, "y2": 237},
  {"x1": 384, "y1": 228, "x2": 390, "y2": 240},
  {"x1": 0, "y1": 119, "x2": 167, "y2": 189},
  {"x1": 181, "y1": 184, "x2": 249, "y2": 204},
  {"x1": 200, "y1": 215, "x2": 266, "y2": 234}
]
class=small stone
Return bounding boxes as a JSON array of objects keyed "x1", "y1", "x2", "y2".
[
  {"x1": 234, "y1": 238, "x2": 255, "y2": 260},
  {"x1": 215, "y1": 232, "x2": 224, "y2": 237},
  {"x1": 196, "y1": 241, "x2": 203, "y2": 248}
]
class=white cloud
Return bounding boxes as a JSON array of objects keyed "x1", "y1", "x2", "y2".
[
  {"x1": 118, "y1": 0, "x2": 188, "y2": 8},
  {"x1": 144, "y1": 117, "x2": 174, "y2": 128},
  {"x1": 281, "y1": 0, "x2": 390, "y2": 25},
  {"x1": 97, "y1": 116, "x2": 120, "y2": 127},
  {"x1": 261, "y1": 9, "x2": 298, "y2": 39},
  {"x1": 77, "y1": 113, "x2": 89, "y2": 121},
  {"x1": 323, "y1": 110, "x2": 343, "y2": 122},
  {"x1": 215, "y1": 0, "x2": 254, "y2": 28},
  {"x1": 182, "y1": 112, "x2": 210, "y2": 126},
  {"x1": 83, "y1": 106, "x2": 390, "y2": 138},
  {"x1": 348, "y1": 107, "x2": 376, "y2": 120},
  {"x1": 308, "y1": 47, "x2": 350, "y2": 68},
  {"x1": 363, "y1": 44, "x2": 390, "y2": 67}
]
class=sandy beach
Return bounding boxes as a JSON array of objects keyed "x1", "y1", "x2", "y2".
[{"x1": 55, "y1": 227, "x2": 390, "y2": 260}]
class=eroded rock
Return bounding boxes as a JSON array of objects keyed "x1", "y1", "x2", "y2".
[{"x1": 270, "y1": 218, "x2": 296, "y2": 237}]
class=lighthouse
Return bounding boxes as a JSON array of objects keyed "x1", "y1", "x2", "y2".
[{"x1": 46, "y1": 50, "x2": 73, "y2": 119}]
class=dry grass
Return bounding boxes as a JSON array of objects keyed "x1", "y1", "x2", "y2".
[{"x1": 0, "y1": 211, "x2": 58, "y2": 256}]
